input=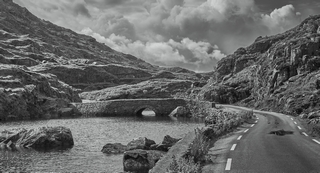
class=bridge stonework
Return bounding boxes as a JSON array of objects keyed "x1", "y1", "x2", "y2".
[{"x1": 73, "y1": 98, "x2": 189, "y2": 117}]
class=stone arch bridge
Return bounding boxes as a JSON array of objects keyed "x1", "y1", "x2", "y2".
[{"x1": 73, "y1": 98, "x2": 214, "y2": 117}]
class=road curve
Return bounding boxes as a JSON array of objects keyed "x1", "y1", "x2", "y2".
[{"x1": 221, "y1": 105, "x2": 320, "y2": 173}]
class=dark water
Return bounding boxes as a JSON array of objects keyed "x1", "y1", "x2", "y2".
[{"x1": 0, "y1": 114, "x2": 203, "y2": 172}]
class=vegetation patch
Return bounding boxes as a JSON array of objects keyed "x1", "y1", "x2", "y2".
[
  {"x1": 165, "y1": 108, "x2": 253, "y2": 172},
  {"x1": 299, "y1": 118, "x2": 320, "y2": 138}
]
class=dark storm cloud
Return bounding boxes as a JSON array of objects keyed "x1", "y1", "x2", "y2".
[
  {"x1": 73, "y1": 3, "x2": 91, "y2": 18},
  {"x1": 84, "y1": 0, "x2": 127, "y2": 7}
]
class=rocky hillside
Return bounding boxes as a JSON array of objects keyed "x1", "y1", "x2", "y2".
[
  {"x1": 0, "y1": 0, "x2": 159, "y2": 90},
  {"x1": 199, "y1": 15, "x2": 320, "y2": 116},
  {"x1": 0, "y1": 0, "x2": 204, "y2": 91},
  {"x1": 0, "y1": 0, "x2": 205, "y2": 120}
]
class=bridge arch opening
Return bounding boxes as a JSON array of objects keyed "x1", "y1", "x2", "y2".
[{"x1": 134, "y1": 106, "x2": 158, "y2": 117}]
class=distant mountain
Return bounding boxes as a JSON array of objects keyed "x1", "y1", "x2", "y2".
[{"x1": 199, "y1": 15, "x2": 320, "y2": 116}]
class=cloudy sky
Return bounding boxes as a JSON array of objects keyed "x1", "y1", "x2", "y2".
[{"x1": 14, "y1": 0, "x2": 320, "y2": 72}]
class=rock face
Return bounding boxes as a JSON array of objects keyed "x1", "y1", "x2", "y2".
[
  {"x1": 0, "y1": 64, "x2": 81, "y2": 121},
  {"x1": 123, "y1": 149, "x2": 164, "y2": 173},
  {"x1": 199, "y1": 15, "x2": 320, "y2": 117},
  {"x1": 0, "y1": 126, "x2": 74, "y2": 150}
]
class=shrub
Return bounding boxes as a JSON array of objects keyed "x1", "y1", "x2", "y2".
[
  {"x1": 182, "y1": 128, "x2": 211, "y2": 163},
  {"x1": 167, "y1": 155, "x2": 201, "y2": 173},
  {"x1": 239, "y1": 110, "x2": 254, "y2": 122}
]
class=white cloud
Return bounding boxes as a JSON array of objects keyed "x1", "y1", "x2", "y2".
[
  {"x1": 80, "y1": 28, "x2": 224, "y2": 71},
  {"x1": 261, "y1": 4, "x2": 300, "y2": 33}
]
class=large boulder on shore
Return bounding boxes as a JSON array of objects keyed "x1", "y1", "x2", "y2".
[
  {"x1": 127, "y1": 137, "x2": 156, "y2": 150},
  {"x1": 0, "y1": 126, "x2": 74, "y2": 150},
  {"x1": 123, "y1": 149, "x2": 164, "y2": 173}
]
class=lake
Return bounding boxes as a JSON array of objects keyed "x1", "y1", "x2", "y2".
[{"x1": 0, "y1": 114, "x2": 203, "y2": 172}]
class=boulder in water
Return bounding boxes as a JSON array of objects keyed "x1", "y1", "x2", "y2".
[
  {"x1": 101, "y1": 143, "x2": 127, "y2": 154},
  {"x1": 123, "y1": 149, "x2": 164, "y2": 173},
  {"x1": 127, "y1": 137, "x2": 156, "y2": 150}
]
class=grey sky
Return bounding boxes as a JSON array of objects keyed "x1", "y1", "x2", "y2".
[{"x1": 13, "y1": 0, "x2": 320, "y2": 72}]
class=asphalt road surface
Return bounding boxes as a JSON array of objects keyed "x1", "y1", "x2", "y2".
[{"x1": 221, "y1": 105, "x2": 320, "y2": 173}]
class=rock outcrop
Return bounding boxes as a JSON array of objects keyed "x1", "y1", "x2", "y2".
[
  {"x1": 199, "y1": 15, "x2": 320, "y2": 117},
  {"x1": 0, "y1": 126, "x2": 74, "y2": 150},
  {"x1": 0, "y1": 64, "x2": 81, "y2": 121}
]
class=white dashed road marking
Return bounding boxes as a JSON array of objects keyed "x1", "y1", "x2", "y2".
[
  {"x1": 255, "y1": 120, "x2": 258, "y2": 123},
  {"x1": 225, "y1": 158, "x2": 232, "y2": 171},
  {"x1": 244, "y1": 129, "x2": 249, "y2": 133},
  {"x1": 251, "y1": 124, "x2": 255, "y2": 127},
  {"x1": 312, "y1": 139, "x2": 320, "y2": 145},
  {"x1": 297, "y1": 126, "x2": 302, "y2": 130},
  {"x1": 294, "y1": 121, "x2": 297, "y2": 125},
  {"x1": 291, "y1": 118, "x2": 294, "y2": 120},
  {"x1": 302, "y1": 132, "x2": 308, "y2": 137},
  {"x1": 230, "y1": 144, "x2": 237, "y2": 151},
  {"x1": 237, "y1": 135, "x2": 242, "y2": 140}
]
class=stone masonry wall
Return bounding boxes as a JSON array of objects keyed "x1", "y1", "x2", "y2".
[{"x1": 73, "y1": 98, "x2": 190, "y2": 117}]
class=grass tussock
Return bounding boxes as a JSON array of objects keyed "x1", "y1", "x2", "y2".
[
  {"x1": 166, "y1": 155, "x2": 201, "y2": 173},
  {"x1": 183, "y1": 128, "x2": 211, "y2": 163}
]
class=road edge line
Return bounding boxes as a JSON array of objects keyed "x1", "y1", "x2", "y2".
[{"x1": 312, "y1": 139, "x2": 320, "y2": 144}]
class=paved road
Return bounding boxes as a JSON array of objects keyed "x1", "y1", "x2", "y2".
[{"x1": 221, "y1": 105, "x2": 320, "y2": 173}]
